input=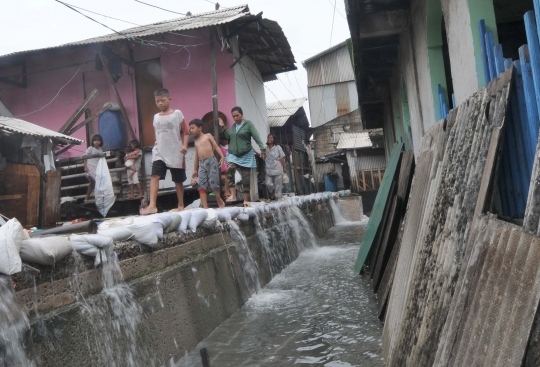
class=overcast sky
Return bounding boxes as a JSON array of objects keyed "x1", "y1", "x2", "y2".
[{"x1": 0, "y1": 0, "x2": 351, "y2": 121}]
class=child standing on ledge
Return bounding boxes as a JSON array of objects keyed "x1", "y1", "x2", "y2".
[
  {"x1": 83, "y1": 134, "x2": 103, "y2": 204},
  {"x1": 140, "y1": 88, "x2": 189, "y2": 215},
  {"x1": 189, "y1": 119, "x2": 226, "y2": 208},
  {"x1": 125, "y1": 139, "x2": 143, "y2": 199}
]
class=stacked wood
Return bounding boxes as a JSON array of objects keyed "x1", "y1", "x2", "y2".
[{"x1": 382, "y1": 66, "x2": 514, "y2": 365}]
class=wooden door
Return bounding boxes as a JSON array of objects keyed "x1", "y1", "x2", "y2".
[{"x1": 135, "y1": 59, "x2": 163, "y2": 147}]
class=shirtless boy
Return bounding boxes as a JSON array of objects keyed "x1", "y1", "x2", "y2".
[
  {"x1": 140, "y1": 88, "x2": 189, "y2": 215},
  {"x1": 189, "y1": 119, "x2": 226, "y2": 209}
]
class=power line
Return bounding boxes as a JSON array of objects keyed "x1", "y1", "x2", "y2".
[
  {"x1": 277, "y1": 75, "x2": 298, "y2": 100},
  {"x1": 238, "y1": 61, "x2": 297, "y2": 115},
  {"x1": 59, "y1": 1, "x2": 198, "y2": 38},
  {"x1": 134, "y1": 0, "x2": 185, "y2": 15},
  {"x1": 238, "y1": 63, "x2": 266, "y2": 123},
  {"x1": 326, "y1": 0, "x2": 347, "y2": 20},
  {"x1": 56, "y1": 0, "x2": 126, "y2": 38},
  {"x1": 15, "y1": 54, "x2": 91, "y2": 118},
  {"x1": 329, "y1": 0, "x2": 337, "y2": 47},
  {"x1": 293, "y1": 72, "x2": 306, "y2": 98}
]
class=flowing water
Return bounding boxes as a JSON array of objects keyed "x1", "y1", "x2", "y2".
[
  {"x1": 0, "y1": 275, "x2": 36, "y2": 367},
  {"x1": 176, "y1": 207, "x2": 384, "y2": 367}
]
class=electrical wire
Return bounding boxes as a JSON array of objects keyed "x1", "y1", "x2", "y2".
[
  {"x1": 238, "y1": 63, "x2": 266, "y2": 123},
  {"x1": 15, "y1": 54, "x2": 91, "y2": 118},
  {"x1": 293, "y1": 71, "x2": 306, "y2": 98},
  {"x1": 326, "y1": 0, "x2": 347, "y2": 20},
  {"x1": 59, "y1": 1, "x2": 198, "y2": 38},
  {"x1": 134, "y1": 0, "x2": 185, "y2": 15},
  {"x1": 238, "y1": 60, "x2": 297, "y2": 115},
  {"x1": 329, "y1": 0, "x2": 337, "y2": 47},
  {"x1": 277, "y1": 75, "x2": 298, "y2": 100}
]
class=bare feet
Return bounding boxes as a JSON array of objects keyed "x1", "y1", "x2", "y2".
[
  {"x1": 84, "y1": 198, "x2": 89, "y2": 204},
  {"x1": 136, "y1": 194, "x2": 144, "y2": 199},
  {"x1": 139, "y1": 205, "x2": 158, "y2": 215},
  {"x1": 243, "y1": 202, "x2": 250, "y2": 207},
  {"x1": 226, "y1": 197, "x2": 237, "y2": 202},
  {"x1": 177, "y1": 206, "x2": 184, "y2": 211},
  {"x1": 126, "y1": 196, "x2": 135, "y2": 199}
]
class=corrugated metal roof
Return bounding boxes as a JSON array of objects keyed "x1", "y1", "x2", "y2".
[
  {"x1": 0, "y1": 117, "x2": 83, "y2": 144},
  {"x1": 267, "y1": 98, "x2": 307, "y2": 127},
  {"x1": 336, "y1": 131, "x2": 373, "y2": 149},
  {"x1": 303, "y1": 43, "x2": 355, "y2": 87},
  {"x1": 302, "y1": 40, "x2": 349, "y2": 65},
  {"x1": 0, "y1": 5, "x2": 250, "y2": 60}
]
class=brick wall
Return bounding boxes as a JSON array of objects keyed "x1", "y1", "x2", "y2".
[{"x1": 313, "y1": 109, "x2": 363, "y2": 158}]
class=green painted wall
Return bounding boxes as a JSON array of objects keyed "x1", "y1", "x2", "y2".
[
  {"x1": 468, "y1": 0, "x2": 498, "y2": 88},
  {"x1": 426, "y1": 1, "x2": 449, "y2": 120}
]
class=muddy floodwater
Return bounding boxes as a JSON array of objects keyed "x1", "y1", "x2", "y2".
[{"x1": 176, "y1": 218, "x2": 385, "y2": 367}]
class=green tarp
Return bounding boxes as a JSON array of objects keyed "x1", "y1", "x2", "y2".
[{"x1": 354, "y1": 143, "x2": 403, "y2": 273}]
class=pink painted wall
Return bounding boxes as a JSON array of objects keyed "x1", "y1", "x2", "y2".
[{"x1": 0, "y1": 28, "x2": 239, "y2": 157}]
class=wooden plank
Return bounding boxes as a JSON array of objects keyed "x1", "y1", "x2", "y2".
[
  {"x1": 354, "y1": 143, "x2": 402, "y2": 274},
  {"x1": 478, "y1": 20, "x2": 491, "y2": 85},
  {"x1": 485, "y1": 32, "x2": 497, "y2": 82},
  {"x1": 362, "y1": 170, "x2": 366, "y2": 191},
  {"x1": 43, "y1": 170, "x2": 61, "y2": 226},
  {"x1": 377, "y1": 227, "x2": 403, "y2": 320},
  {"x1": 370, "y1": 168, "x2": 375, "y2": 188},
  {"x1": 62, "y1": 167, "x2": 125, "y2": 180},
  {"x1": 27, "y1": 174, "x2": 40, "y2": 227},
  {"x1": 67, "y1": 102, "x2": 112, "y2": 135},
  {"x1": 98, "y1": 50, "x2": 136, "y2": 141},
  {"x1": 60, "y1": 157, "x2": 117, "y2": 171},
  {"x1": 0, "y1": 194, "x2": 23, "y2": 200},
  {"x1": 58, "y1": 88, "x2": 99, "y2": 135},
  {"x1": 55, "y1": 144, "x2": 75, "y2": 156},
  {"x1": 22, "y1": 147, "x2": 47, "y2": 181},
  {"x1": 368, "y1": 182, "x2": 397, "y2": 275},
  {"x1": 396, "y1": 151, "x2": 415, "y2": 203},
  {"x1": 372, "y1": 195, "x2": 400, "y2": 292}
]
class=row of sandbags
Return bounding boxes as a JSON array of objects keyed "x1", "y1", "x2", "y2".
[{"x1": 0, "y1": 193, "x2": 337, "y2": 275}]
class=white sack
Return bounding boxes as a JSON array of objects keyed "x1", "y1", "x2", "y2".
[
  {"x1": 216, "y1": 207, "x2": 241, "y2": 222},
  {"x1": 188, "y1": 210, "x2": 208, "y2": 233},
  {"x1": 200, "y1": 209, "x2": 217, "y2": 229},
  {"x1": 71, "y1": 234, "x2": 113, "y2": 267},
  {"x1": 177, "y1": 211, "x2": 192, "y2": 233},
  {"x1": 0, "y1": 218, "x2": 23, "y2": 275},
  {"x1": 97, "y1": 227, "x2": 134, "y2": 242},
  {"x1": 166, "y1": 214, "x2": 181, "y2": 233},
  {"x1": 94, "y1": 158, "x2": 116, "y2": 217},
  {"x1": 126, "y1": 222, "x2": 158, "y2": 247},
  {"x1": 20, "y1": 237, "x2": 72, "y2": 266},
  {"x1": 216, "y1": 210, "x2": 231, "y2": 222},
  {"x1": 237, "y1": 212, "x2": 250, "y2": 222}
]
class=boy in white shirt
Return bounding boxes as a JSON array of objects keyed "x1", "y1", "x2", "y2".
[{"x1": 140, "y1": 89, "x2": 189, "y2": 215}]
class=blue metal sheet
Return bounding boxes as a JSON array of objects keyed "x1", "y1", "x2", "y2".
[
  {"x1": 485, "y1": 32, "x2": 497, "y2": 81},
  {"x1": 478, "y1": 20, "x2": 491, "y2": 84}
]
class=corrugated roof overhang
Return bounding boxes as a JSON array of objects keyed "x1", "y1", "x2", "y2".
[{"x1": 0, "y1": 116, "x2": 83, "y2": 145}]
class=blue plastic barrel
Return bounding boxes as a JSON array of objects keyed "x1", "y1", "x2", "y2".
[
  {"x1": 98, "y1": 110, "x2": 126, "y2": 151},
  {"x1": 324, "y1": 174, "x2": 338, "y2": 192}
]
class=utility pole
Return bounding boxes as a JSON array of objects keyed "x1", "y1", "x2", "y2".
[{"x1": 209, "y1": 28, "x2": 219, "y2": 142}]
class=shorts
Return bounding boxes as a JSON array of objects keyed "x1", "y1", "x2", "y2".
[
  {"x1": 125, "y1": 160, "x2": 134, "y2": 168},
  {"x1": 226, "y1": 162, "x2": 251, "y2": 194},
  {"x1": 198, "y1": 156, "x2": 220, "y2": 192},
  {"x1": 151, "y1": 160, "x2": 186, "y2": 183}
]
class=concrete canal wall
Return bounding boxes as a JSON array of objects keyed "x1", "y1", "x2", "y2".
[{"x1": 12, "y1": 198, "x2": 337, "y2": 367}]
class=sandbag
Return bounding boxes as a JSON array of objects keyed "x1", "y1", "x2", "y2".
[
  {"x1": 216, "y1": 207, "x2": 241, "y2": 222},
  {"x1": 71, "y1": 234, "x2": 114, "y2": 267},
  {"x1": 188, "y1": 210, "x2": 208, "y2": 233},
  {"x1": 216, "y1": 210, "x2": 231, "y2": 222},
  {"x1": 97, "y1": 227, "x2": 134, "y2": 242},
  {"x1": 0, "y1": 218, "x2": 23, "y2": 275},
  {"x1": 126, "y1": 222, "x2": 158, "y2": 247},
  {"x1": 166, "y1": 214, "x2": 181, "y2": 233},
  {"x1": 20, "y1": 237, "x2": 72, "y2": 266},
  {"x1": 94, "y1": 158, "x2": 116, "y2": 217},
  {"x1": 200, "y1": 209, "x2": 217, "y2": 229},
  {"x1": 177, "y1": 211, "x2": 192, "y2": 233},
  {"x1": 237, "y1": 212, "x2": 250, "y2": 222}
]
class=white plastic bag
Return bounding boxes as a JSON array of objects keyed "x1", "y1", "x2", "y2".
[
  {"x1": 177, "y1": 211, "x2": 192, "y2": 233},
  {"x1": 166, "y1": 214, "x2": 181, "y2": 233},
  {"x1": 188, "y1": 209, "x2": 208, "y2": 233},
  {"x1": 71, "y1": 234, "x2": 113, "y2": 267},
  {"x1": 94, "y1": 158, "x2": 115, "y2": 217},
  {"x1": 200, "y1": 209, "x2": 217, "y2": 229},
  {"x1": 20, "y1": 237, "x2": 72, "y2": 266},
  {"x1": 97, "y1": 227, "x2": 134, "y2": 242},
  {"x1": 126, "y1": 222, "x2": 158, "y2": 247},
  {"x1": 0, "y1": 218, "x2": 23, "y2": 275}
]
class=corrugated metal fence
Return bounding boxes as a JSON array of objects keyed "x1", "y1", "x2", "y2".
[{"x1": 477, "y1": 6, "x2": 540, "y2": 217}]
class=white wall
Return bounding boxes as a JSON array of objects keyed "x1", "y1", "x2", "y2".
[{"x1": 232, "y1": 38, "x2": 269, "y2": 149}]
